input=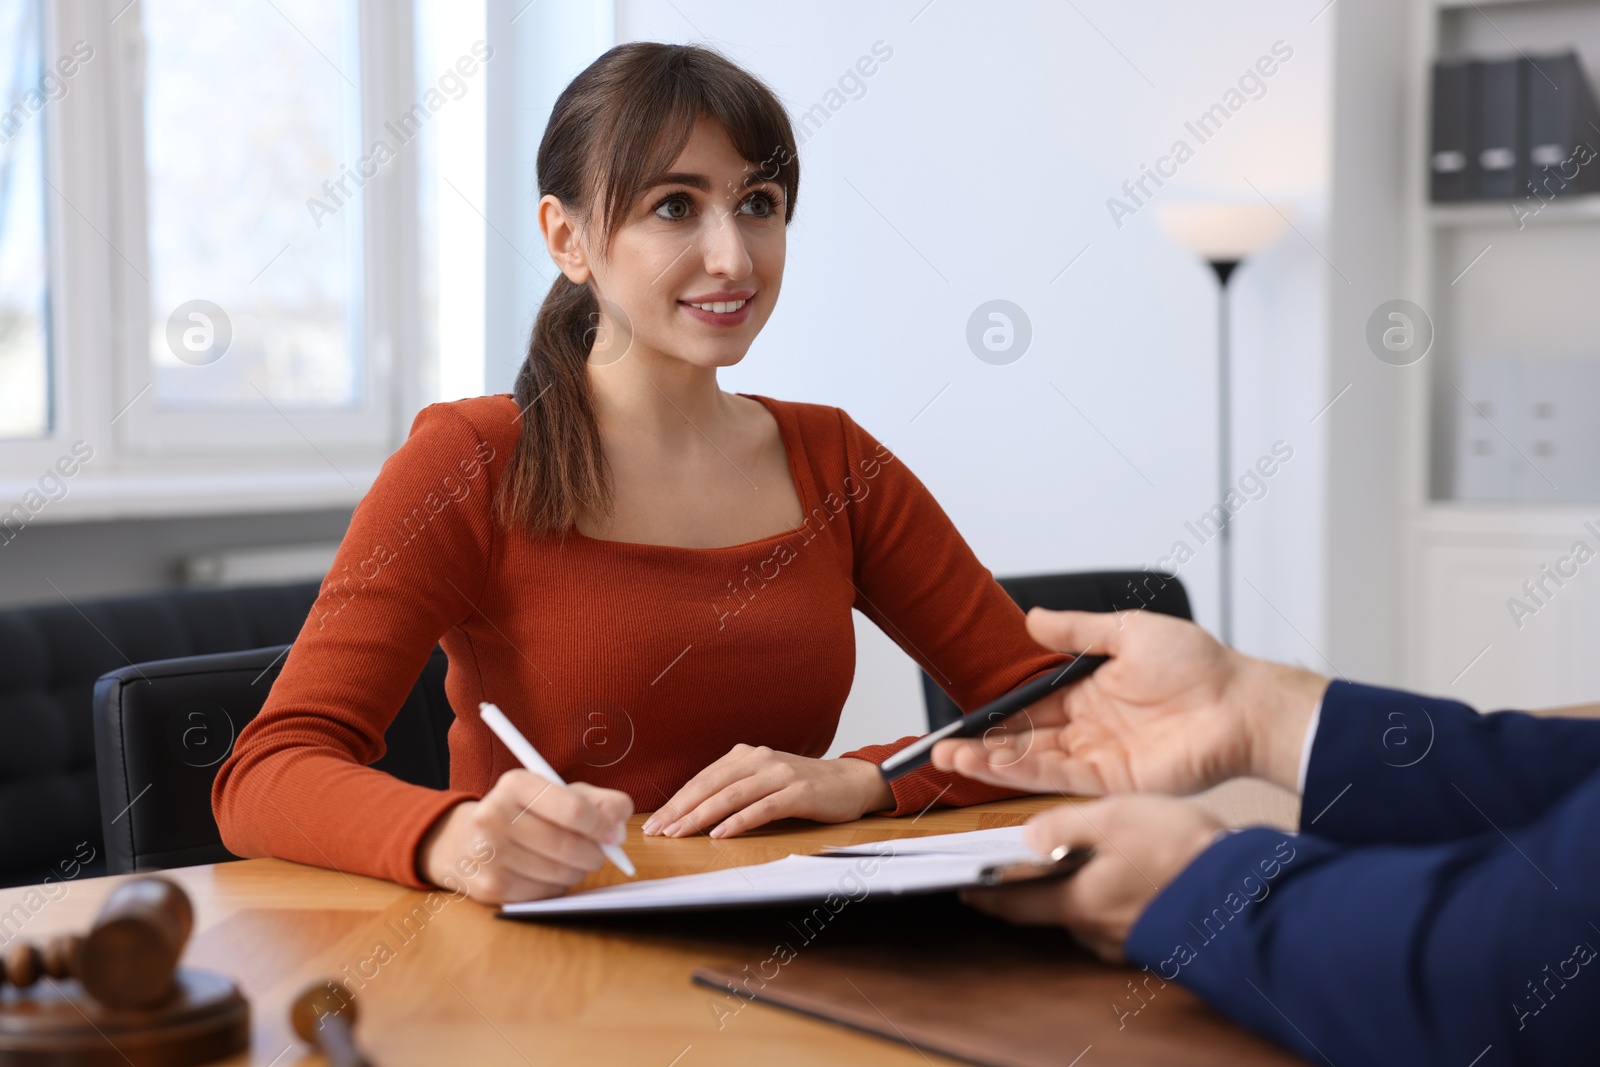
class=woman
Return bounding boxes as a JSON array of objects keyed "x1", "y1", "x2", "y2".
[{"x1": 213, "y1": 42, "x2": 1066, "y2": 904}]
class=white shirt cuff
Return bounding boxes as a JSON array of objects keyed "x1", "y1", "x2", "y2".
[{"x1": 1295, "y1": 694, "x2": 1324, "y2": 796}]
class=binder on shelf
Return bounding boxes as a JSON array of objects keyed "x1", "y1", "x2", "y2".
[
  {"x1": 1431, "y1": 49, "x2": 1600, "y2": 204},
  {"x1": 1430, "y1": 60, "x2": 1473, "y2": 201},
  {"x1": 1475, "y1": 58, "x2": 1524, "y2": 200},
  {"x1": 1515, "y1": 360, "x2": 1600, "y2": 503},
  {"x1": 1453, "y1": 357, "x2": 1520, "y2": 501},
  {"x1": 1523, "y1": 50, "x2": 1600, "y2": 199},
  {"x1": 1453, "y1": 357, "x2": 1600, "y2": 503}
]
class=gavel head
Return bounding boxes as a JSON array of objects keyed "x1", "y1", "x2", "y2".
[
  {"x1": 290, "y1": 980, "x2": 359, "y2": 1043},
  {"x1": 79, "y1": 877, "x2": 194, "y2": 1010}
]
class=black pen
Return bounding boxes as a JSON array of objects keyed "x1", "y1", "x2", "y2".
[{"x1": 879, "y1": 653, "x2": 1109, "y2": 781}]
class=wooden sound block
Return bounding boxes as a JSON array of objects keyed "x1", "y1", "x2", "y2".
[{"x1": 0, "y1": 968, "x2": 248, "y2": 1067}]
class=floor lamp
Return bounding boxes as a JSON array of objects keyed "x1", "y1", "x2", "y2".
[{"x1": 1156, "y1": 203, "x2": 1288, "y2": 646}]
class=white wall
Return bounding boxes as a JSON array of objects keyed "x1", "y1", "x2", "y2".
[
  {"x1": 1321, "y1": 0, "x2": 1412, "y2": 688},
  {"x1": 1, "y1": 3, "x2": 1351, "y2": 759},
  {"x1": 490, "y1": 1, "x2": 1338, "y2": 751},
  {"x1": 484, "y1": 0, "x2": 615, "y2": 393}
]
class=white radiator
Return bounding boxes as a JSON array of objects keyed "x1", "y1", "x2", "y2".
[{"x1": 179, "y1": 542, "x2": 340, "y2": 588}]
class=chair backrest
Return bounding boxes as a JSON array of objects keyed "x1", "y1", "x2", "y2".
[
  {"x1": 93, "y1": 645, "x2": 453, "y2": 875},
  {"x1": 0, "y1": 582, "x2": 320, "y2": 888},
  {"x1": 921, "y1": 570, "x2": 1193, "y2": 729}
]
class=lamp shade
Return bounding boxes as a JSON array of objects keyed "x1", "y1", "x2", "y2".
[{"x1": 1156, "y1": 202, "x2": 1290, "y2": 261}]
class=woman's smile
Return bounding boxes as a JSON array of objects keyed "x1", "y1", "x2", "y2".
[{"x1": 679, "y1": 289, "x2": 755, "y2": 327}]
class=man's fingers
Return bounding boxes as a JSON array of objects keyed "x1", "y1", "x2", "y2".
[
  {"x1": 1021, "y1": 800, "x2": 1109, "y2": 857},
  {"x1": 938, "y1": 741, "x2": 1037, "y2": 788},
  {"x1": 933, "y1": 732, "x2": 1038, "y2": 773},
  {"x1": 960, "y1": 880, "x2": 1073, "y2": 927},
  {"x1": 978, "y1": 691, "x2": 1072, "y2": 733},
  {"x1": 961, "y1": 850, "x2": 1116, "y2": 944},
  {"x1": 1025, "y1": 608, "x2": 1125, "y2": 658},
  {"x1": 933, "y1": 739, "x2": 1109, "y2": 796}
]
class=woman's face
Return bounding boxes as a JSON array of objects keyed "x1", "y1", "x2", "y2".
[{"x1": 581, "y1": 118, "x2": 787, "y2": 371}]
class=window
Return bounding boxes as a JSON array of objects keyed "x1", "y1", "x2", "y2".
[
  {"x1": 0, "y1": 0, "x2": 495, "y2": 514},
  {"x1": 0, "y1": 0, "x2": 51, "y2": 440},
  {"x1": 140, "y1": 0, "x2": 363, "y2": 411},
  {"x1": 112, "y1": 0, "x2": 390, "y2": 457}
]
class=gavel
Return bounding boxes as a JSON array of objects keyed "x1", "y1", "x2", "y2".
[
  {"x1": 0, "y1": 878, "x2": 373, "y2": 1066},
  {"x1": 291, "y1": 981, "x2": 376, "y2": 1067},
  {"x1": 0, "y1": 876, "x2": 193, "y2": 1010}
]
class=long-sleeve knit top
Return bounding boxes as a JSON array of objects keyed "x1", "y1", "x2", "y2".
[{"x1": 212, "y1": 394, "x2": 1067, "y2": 887}]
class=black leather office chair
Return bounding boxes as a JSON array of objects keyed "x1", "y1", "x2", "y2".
[
  {"x1": 93, "y1": 645, "x2": 453, "y2": 875},
  {"x1": 0, "y1": 581, "x2": 321, "y2": 888},
  {"x1": 91, "y1": 569, "x2": 1188, "y2": 873},
  {"x1": 920, "y1": 570, "x2": 1192, "y2": 729}
]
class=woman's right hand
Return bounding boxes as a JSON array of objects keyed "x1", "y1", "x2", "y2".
[
  {"x1": 932, "y1": 608, "x2": 1328, "y2": 797},
  {"x1": 418, "y1": 769, "x2": 633, "y2": 904}
]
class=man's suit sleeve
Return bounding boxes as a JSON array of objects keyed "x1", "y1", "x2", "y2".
[
  {"x1": 1300, "y1": 680, "x2": 1600, "y2": 845},
  {"x1": 1125, "y1": 772, "x2": 1600, "y2": 1067}
]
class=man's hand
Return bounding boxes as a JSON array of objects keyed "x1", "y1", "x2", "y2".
[
  {"x1": 962, "y1": 795, "x2": 1222, "y2": 961},
  {"x1": 642, "y1": 746, "x2": 895, "y2": 839},
  {"x1": 932, "y1": 608, "x2": 1327, "y2": 797}
]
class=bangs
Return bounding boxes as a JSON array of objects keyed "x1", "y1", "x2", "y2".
[{"x1": 591, "y1": 48, "x2": 800, "y2": 242}]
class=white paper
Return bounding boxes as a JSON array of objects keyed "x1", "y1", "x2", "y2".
[
  {"x1": 501, "y1": 826, "x2": 1044, "y2": 916},
  {"x1": 818, "y1": 825, "x2": 1041, "y2": 857}
]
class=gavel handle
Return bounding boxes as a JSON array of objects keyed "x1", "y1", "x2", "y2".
[{"x1": 316, "y1": 1016, "x2": 374, "y2": 1067}]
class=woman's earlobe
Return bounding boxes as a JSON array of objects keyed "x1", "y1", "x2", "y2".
[
  {"x1": 558, "y1": 238, "x2": 593, "y2": 284},
  {"x1": 551, "y1": 238, "x2": 590, "y2": 283}
]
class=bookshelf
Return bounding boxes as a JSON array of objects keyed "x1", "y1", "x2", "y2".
[
  {"x1": 1428, "y1": 196, "x2": 1600, "y2": 225},
  {"x1": 1397, "y1": 0, "x2": 1600, "y2": 709}
]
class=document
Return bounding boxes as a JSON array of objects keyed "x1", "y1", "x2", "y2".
[{"x1": 501, "y1": 826, "x2": 1046, "y2": 918}]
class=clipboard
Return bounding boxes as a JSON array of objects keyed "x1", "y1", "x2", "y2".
[{"x1": 498, "y1": 828, "x2": 1092, "y2": 920}]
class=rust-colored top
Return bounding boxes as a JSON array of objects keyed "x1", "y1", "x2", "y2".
[{"x1": 212, "y1": 394, "x2": 1065, "y2": 887}]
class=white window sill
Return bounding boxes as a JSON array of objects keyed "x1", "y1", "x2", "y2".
[{"x1": 0, "y1": 466, "x2": 380, "y2": 526}]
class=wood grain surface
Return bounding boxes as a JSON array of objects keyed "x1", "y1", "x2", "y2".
[{"x1": 0, "y1": 798, "x2": 1291, "y2": 1066}]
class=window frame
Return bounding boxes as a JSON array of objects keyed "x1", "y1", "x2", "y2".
[
  {"x1": 0, "y1": 0, "x2": 72, "y2": 471},
  {"x1": 0, "y1": 0, "x2": 426, "y2": 515}
]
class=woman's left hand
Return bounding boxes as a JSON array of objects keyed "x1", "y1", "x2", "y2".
[{"x1": 642, "y1": 745, "x2": 895, "y2": 839}]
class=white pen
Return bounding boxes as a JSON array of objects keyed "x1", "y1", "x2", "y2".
[{"x1": 478, "y1": 702, "x2": 637, "y2": 878}]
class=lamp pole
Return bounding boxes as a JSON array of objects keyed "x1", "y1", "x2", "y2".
[
  {"x1": 1210, "y1": 259, "x2": 1238, "y2": 647},
  {"x1": 1154, "y1": 200, "x2": 1288, "y2": 649}
]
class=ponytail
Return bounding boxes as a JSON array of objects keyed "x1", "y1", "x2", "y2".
[{"x1": 497, "y1": 276, "x2": 608, "y2": 536}]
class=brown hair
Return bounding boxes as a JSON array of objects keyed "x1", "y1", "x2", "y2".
[{"x1": 497, "y1": 43, "x2": 800, "y2": 536}]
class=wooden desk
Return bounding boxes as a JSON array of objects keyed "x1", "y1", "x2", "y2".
[{"x1": 0, "y1": 798, "x2": 1244, "y2": 1065}]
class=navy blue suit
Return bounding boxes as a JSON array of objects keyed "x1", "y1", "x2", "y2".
[{"x1": 1126, "y1": 681, "x2": 1600, "y2": 1066}]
